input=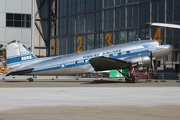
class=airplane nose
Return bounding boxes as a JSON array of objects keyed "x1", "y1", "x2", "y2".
[
  {"x1": 151, "y1": 44, "x2": 173, "y2": 59},
  {"x1": 167, "y1": 45, "x2": 173, "y2": 53}
]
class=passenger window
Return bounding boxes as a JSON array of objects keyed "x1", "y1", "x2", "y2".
[
  {"x1": 75, "y1": 61, "x2": 79, "y2": 64},
  {"x1": 84, "y1": 59, "x2": 88, "y2": 62},
  {"x1": 118, "y1": 53, "x2": 121, "y2": 56},
  {"x1": 126, "y1": 51, "x2": 130, "y2": 54},
  {"x1": 61, "y1": 64, "x2": 65, "y2": 68},
  {"x1": 109, "y1": 54, "x2": 113, "y2": 57}
]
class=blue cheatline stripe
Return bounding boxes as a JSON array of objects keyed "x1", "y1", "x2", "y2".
[
  {"x1": 32, "y1": 61, "x2": 90, "y2": 73},
  {"x1": 32, "y1": 50, "x2": 150, "y2": 73},
  {"x1": 7, "y1": 54, "x2": 36, "y2": 65},
  {"x1": 7, "y1": 57, "x2": 21, "y2": 65},
  {"x1": 114, "y1": 50, "x2": 149, "y2": 59}
]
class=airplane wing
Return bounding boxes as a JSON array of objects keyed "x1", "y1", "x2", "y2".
[
  {"x1": 89, "y1": 56, "x2": 132, "y2": 71},
  {"x1": 147, "y1": 22, "x2": 180, "y2": 29},
  {"x1": 6, "y1": 68, "x2": 34, "y2": 76}
]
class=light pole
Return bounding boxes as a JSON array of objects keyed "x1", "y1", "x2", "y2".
[{"x1": 31, "y1": 0, "x2": 35, "y2": 53}]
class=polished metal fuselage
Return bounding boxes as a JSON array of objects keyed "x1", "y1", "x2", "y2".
[{"x1": 13, "y1": 40, "x2": 173, "y2": 75}]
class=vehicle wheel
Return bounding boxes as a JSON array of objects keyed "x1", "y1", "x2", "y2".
[
  {"x1": 130, "y1": 74, "x2": 135, "y2": 83},
  {"x1": 125, "y1": 74, "x2": 135, "y2": 83},
  {"x1": 28, "y1": 78, "x2": 33, "y2": 82}
]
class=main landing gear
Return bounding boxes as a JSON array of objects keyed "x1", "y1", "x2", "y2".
[
  {"x1": 27, "y1": 75, "x2": 36, "y2": 82},
  {"x1": 116, "y1": 69, "x2": 136, "y2": 83}
]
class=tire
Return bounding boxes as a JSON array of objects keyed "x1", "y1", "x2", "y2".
[
  {"x1": 28, "y1": 78, "x2": 33, "y2": 82},
  {"x1": 125, "y1": 74, "x2": 135, "y2": 83}
]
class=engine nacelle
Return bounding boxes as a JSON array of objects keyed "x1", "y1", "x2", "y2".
[{"x1": 124, "y1": 55, "x2": 151, "y2": 67}]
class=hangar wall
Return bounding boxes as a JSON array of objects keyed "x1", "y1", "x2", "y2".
[{"x1": 0, "y1": 0, "x2": 31, "y2": 48}]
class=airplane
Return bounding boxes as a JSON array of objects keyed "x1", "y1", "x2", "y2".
[
  {"x1": 5, "y1": 38, "x2": 173, "y2": 83},
  {"x1": 147, "y1": 22, "x2": 180, "y2": 29}
]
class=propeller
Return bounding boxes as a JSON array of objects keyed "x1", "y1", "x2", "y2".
[{"x1": 150, "y1": 51, "x2": 155, "y2": 73}]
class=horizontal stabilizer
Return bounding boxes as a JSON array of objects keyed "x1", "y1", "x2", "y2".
[
  {"x1": 89, "y1": 56, "x2": 132, "y2": 71},
  {"x1": 6, "y1": 68, "x2": 34, "y2": 76}
]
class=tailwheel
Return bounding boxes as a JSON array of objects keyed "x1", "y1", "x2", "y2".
[
  {"x1": 28, "y1": 78, "x2": 34, "y2": 82},
  {"x1": 125, "y1": 74, "x2": 135, "y2": 83}
]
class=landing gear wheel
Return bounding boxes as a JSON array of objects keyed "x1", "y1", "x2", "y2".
[
  {"x1": 116, "y1": 69, "x2": 136, "y2": 83},
  {"x1": 125, "y1": 74, "x2": 135, "y2": 83},
  {"x1": 28, "y1": 78, "x2": 34, "y2": 82}
]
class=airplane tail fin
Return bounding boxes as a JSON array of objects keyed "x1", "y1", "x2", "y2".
[{"x1": 6, "y1": 42, "x2": 36, "y2": 70}]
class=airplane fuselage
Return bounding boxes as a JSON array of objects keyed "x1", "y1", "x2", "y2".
[{"x1": 14, "y1": 40, "x2": 172, "y2": 75}]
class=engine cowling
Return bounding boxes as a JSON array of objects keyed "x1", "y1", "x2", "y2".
[{"x1": 124, "y1": 55, "x2": 151, "y2": 67}]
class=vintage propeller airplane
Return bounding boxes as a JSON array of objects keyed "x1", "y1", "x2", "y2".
[{"x1": 5, "y1": 35, "x2": 173, "y2": 83}]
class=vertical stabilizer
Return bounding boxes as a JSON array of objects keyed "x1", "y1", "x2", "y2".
[{"x1": 6, "y1": 42, "x2": 36, "y2": 70}]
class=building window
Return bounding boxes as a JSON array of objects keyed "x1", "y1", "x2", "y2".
[
  {"x1": 67, "y1": 0, "x2": 75, "y2": 15},
  {"x1": 86, "y1": 0, "x2": 95, "y2": 11},
  {"x1": 115, "y1": 31, "x2": 125, "y2": 44},
  {"x1": 67, "y1": 17, "x2": 75, "y2": 35},
  {"x1": 167, "y1": 0, "x2": 180, "y2": 22},
  {"x1": 59, "y1": 18, "x2": 67, "y2": 35},
  {"x1": 85, "y1": 34, "x2": 94, "y2": 50},
  {"x1": 76, "y1": 0, "x2": 85, "y2": 13},
  {"x1": 139, "y1": 3, "x2": 150, "y2": 26},
  {"x1": 96, "y1": 0, "x2": 102, "y2": 10},
  {"x1": 86, "y1": 13, "x2": 94, "y2": 32},
  {"x1": 6, "y1": 13, "x2": 31, "y2": 28},
  {"x1": 139, "y1": 28, "x2": 150, "y2": 40},
  {"x1": 60, "y1": 0, "x2": 67, "y2": 16},
  {"x1": 127, "y1": 29, "x2": 138, "y2": 42},
  {"x1": 115, "y1": 0, "x2": 126, "y2": 5},
  {"x1": 115, "y1": 7, "x2": 125, "y2": 29},
  {"x1": 104, "y1": 0, "x2": 114, "y2": 7},
  {"x1": 95, "y1": 33, "x2": 102, "y2": 48},
  {"x1": 95, "y1": 12, "x2": 102, "y2": 31},
  {"x1": 152, "y1": 0, "x2": 164, "y2": 22},
  {"x1": 67, "y1": 36, "x2": 75, "y2": 54},
  {"x1": 104, "y1": 9, "x2": 113, "y2": 30},
  {"x1": 174, "y1": 0, "x2": 180, "y2": 21},
  {"x1": 59, "y1": 37, "x2": 67, "y2": 55},
  {"x1": 127, "y1": 0, "x2": 138, "y2": 3},
  {"x1": 127, "y1": 5, "x2": 138, "y2": 27},
  {"x1": 76, "y1": 15, "x2": 84, "y2": 34}
]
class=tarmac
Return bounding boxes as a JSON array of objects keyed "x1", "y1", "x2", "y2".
[{"x1": 0, "y1": 75, "x2": 180, "y2": 120}]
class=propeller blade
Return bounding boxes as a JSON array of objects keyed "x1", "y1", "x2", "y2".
[{"x1": 150, "y1": 52, "x2": 155, "y2": 73}]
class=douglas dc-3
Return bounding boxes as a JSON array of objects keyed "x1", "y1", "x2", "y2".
[{"x1": 5, "y1": 36, "x2": 173, "y2": 83}]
